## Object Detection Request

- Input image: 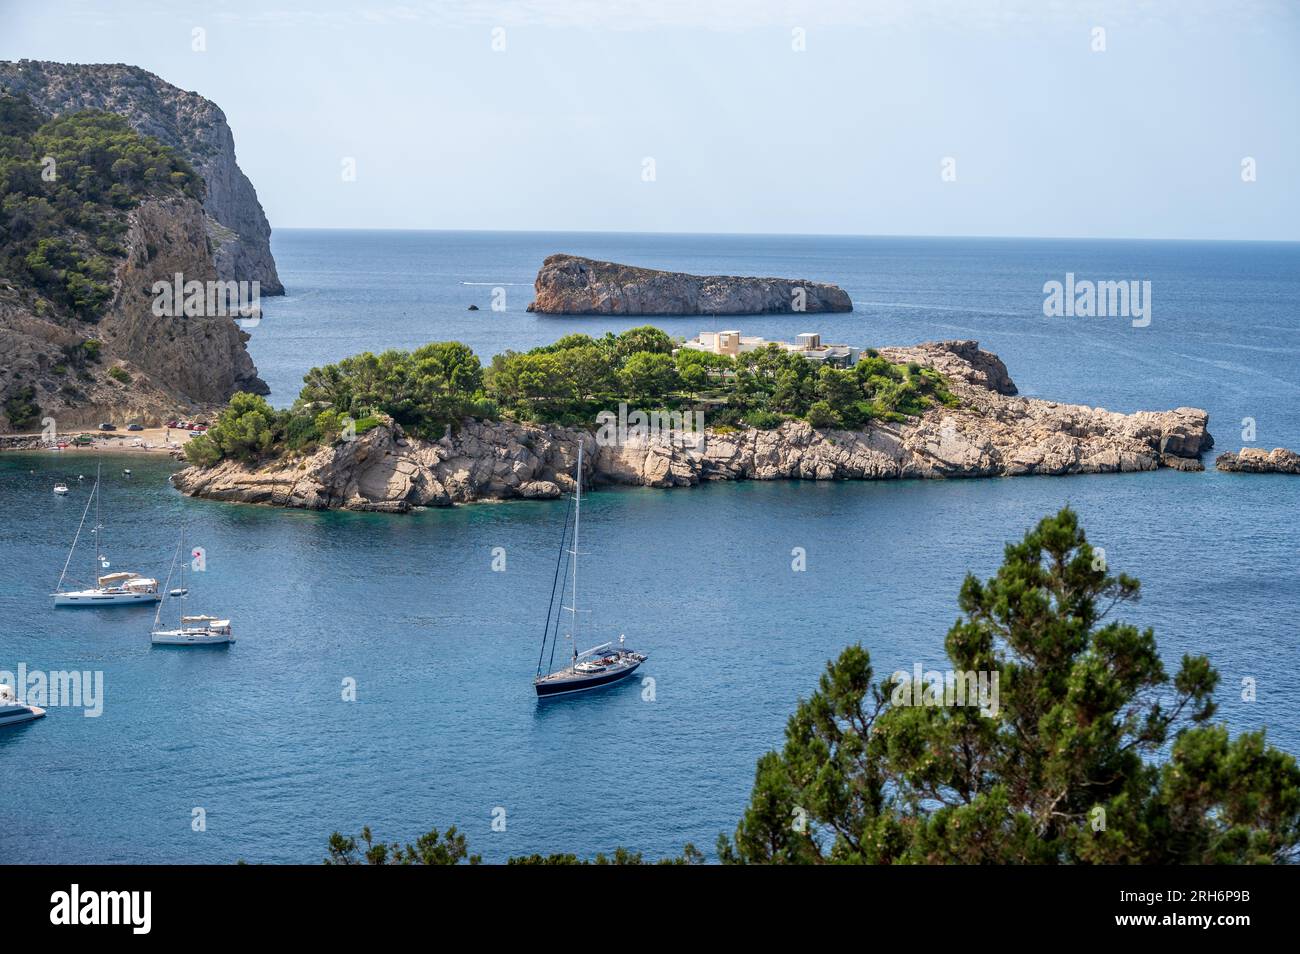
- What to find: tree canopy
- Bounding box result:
[0,93,201,321]
[186,329,960,467]
[718,507,1300,864]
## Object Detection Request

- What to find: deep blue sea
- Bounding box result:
[2,231,1298,864]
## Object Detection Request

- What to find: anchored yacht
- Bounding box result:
[51,464,159,607]
[151,526,234,646]
[534,441,646,698]
[151,615,234,646]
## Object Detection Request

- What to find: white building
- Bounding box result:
[682,330,860,368]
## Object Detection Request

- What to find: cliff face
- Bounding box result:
[0,195,267,429]
[172,341,1214,513]
[101,197,265,403]
[0,60,282,294]
[527,254,853,315]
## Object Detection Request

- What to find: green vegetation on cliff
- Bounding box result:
[187,328,956,467]
[0,92,202,321]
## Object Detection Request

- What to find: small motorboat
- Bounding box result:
[0,684,45,727]
[53,484,69,495]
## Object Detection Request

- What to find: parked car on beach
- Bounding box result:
[98,423,116,431]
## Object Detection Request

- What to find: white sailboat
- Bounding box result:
[151,526,233,646]
[51,463,159,606]
[534,441,646,698]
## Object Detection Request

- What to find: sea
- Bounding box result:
[2,231,1298,863]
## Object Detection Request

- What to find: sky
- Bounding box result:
[1,0,1298,240]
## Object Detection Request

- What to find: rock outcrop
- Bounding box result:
[526,254,852,315]
[1214,447,1300,474]
[1,192,267,430]
[0,61,272,431]
[172,341,1214,513]
[0,60,283,294]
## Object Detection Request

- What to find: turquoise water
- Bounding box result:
[2,232,1298,863]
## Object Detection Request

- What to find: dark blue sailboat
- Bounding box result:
[534,441,646,699]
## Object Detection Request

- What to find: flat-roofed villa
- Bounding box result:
[681,330,861,368]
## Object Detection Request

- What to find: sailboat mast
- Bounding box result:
[55,478,95,594]
[178,524,186,627]
[569,441,582,660]
[92,461,101,581]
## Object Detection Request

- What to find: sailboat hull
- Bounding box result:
[535,659,643,698]
[0,706,46,727]
[53,590,160,606]
[151,630,234,646]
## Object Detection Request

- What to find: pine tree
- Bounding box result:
[720,507,1300,864]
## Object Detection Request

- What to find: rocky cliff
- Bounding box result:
[0,60,282,294]
[0,61,272,432]
[172,341,1214,513]
[526,254,853,315]
[1,195,267,430]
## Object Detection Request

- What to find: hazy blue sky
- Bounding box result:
[2,0,1298,239]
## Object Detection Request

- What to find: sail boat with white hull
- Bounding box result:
[534,441,646,699]
[151,525,233,646]
[52,463,159,606]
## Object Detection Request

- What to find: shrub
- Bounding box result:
[183,434,222,467]
[201,392,282,463]
[0,94,202,321]
[744,410,785,430]
[805,400,842,429]
[3,386,42,431]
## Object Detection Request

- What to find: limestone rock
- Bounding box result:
[526,254,852,315]
[1215,447,1300,474]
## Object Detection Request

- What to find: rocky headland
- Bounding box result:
[171,341,1214,513]
[1215,447,1300,474]
[0,60,282,294]
[526,254,853,315]
[0,61,275,432]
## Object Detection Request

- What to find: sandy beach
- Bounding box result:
[0,426,196,456]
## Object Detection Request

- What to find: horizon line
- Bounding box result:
[269,226,1300,245]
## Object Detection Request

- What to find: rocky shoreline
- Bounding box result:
[171,341,1215,513]
[526,254,852,315]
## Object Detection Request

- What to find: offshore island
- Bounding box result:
[171,330,1213,513]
